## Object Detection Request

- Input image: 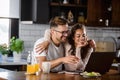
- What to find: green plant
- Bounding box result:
[0,43,10,55]
[10,36,24,54]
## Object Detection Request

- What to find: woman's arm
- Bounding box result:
[76,40,95,71]
[35,29,51,54]
[44,29,51,42]
[75,47,93,71]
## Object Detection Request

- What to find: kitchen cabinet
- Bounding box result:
[87,0,120,27]
[20,0,120,26]
[87,0,112,26]
[20,0,49,24]
[21,0,32,21]
[111,0,120,27]
[20,0,87,24]
[32,0,49,23]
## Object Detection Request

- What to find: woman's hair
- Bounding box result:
[69,23,86,43]
[49,16,68,29]
[68,23,89,58]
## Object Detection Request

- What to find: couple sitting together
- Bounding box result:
[33,16,96,72]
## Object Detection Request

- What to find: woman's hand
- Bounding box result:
[76,36,88,48]
[35,41,50,54]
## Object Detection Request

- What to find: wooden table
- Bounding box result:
[0,69,119,80]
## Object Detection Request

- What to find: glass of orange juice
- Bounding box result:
[35,63,39,72]
[27,64,36,74]
[27,63,40,74]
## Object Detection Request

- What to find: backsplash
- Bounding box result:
[19,23,120,57]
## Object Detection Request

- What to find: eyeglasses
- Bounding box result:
[54,29,69,35]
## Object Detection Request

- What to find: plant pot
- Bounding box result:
[13,52,21,62]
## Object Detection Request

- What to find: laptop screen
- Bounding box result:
[85,52,115,74]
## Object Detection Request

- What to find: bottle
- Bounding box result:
[27,51,32,64]
[26,51,39,74]
[78,12,85,24]
[60,12,66,19]
[105,19,109,26]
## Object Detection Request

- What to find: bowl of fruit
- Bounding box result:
[80,71,101,78]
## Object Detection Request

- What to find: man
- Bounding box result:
[33,17,79,72]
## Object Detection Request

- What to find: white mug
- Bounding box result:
[42,62,51,73]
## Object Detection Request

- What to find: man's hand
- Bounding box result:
[61,55,80,64]
[35,41,49,54]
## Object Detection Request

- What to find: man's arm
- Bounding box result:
[36,55,80,69]
[35,29,51,54]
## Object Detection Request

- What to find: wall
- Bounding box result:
[19,24,49,58]
[19,23,120,58]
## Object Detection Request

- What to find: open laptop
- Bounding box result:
[85,52,116,74]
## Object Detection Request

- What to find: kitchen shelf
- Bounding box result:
[50,2,87,8]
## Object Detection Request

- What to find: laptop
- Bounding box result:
[85,52,115,74]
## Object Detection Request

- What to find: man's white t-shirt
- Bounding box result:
[33,38,64,72]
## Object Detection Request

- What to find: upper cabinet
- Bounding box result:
[0,0,19,18]
[20,0,49,24]
[20,0,87,24]
[32,0,49,23]
[21,0,32,21]
[111,0,120,27]
[87,0,120,27]
[20,0,120,27]
[87,0,105,26]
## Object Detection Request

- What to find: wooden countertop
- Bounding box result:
[0,69,119,80]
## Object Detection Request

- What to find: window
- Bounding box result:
[0,18,9,46]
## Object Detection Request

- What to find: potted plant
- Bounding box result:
[0,43,10,61]
[10,36,24,62]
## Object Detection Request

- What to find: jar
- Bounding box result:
[78,12,85,24]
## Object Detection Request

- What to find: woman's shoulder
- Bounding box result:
[64,42,71,49]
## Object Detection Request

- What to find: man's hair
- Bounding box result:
[49,16,68,29]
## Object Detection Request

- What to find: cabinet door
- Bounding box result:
[33,0,49,24]
[111,0,120,27]
[21,0,32,21]
[87,0,109,26]
[87,0,103,26]
[21,0,49,24]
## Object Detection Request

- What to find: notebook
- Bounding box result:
[85,52,115,74]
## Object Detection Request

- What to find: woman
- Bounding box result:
[64,23,94,71]
[36,23,95,71]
